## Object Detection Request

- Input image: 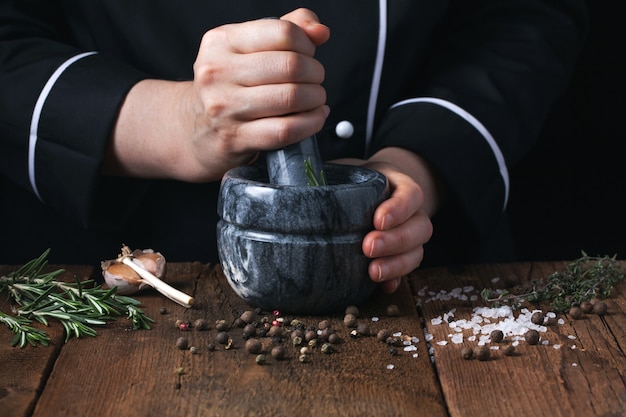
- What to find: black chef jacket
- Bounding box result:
[0,1,587,267]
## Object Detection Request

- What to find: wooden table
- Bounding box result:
[1,261,625,417]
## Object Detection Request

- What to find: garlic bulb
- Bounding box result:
[131,249,166,278]
[101,260,149,295]
[101,245,194,308]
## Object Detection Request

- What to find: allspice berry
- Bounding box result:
[377,329,392,343]
[356,323,371,337]
[490,329,504,343]
[593,301,608,315]
[569,306,583,320]
[503,345,516,356]
[271,345,286,360]
[525,329,540,345]
[343,313,358,328]
[345,305,360,317]
[328,333,341,345]
[461,346,473,360]
[386,304,400,317]
[580,300,593,314]
[245,338,262,354]
[176,337,189,350]
[474,346,490,361]
[240,310,255,324]
[531,311,545,325]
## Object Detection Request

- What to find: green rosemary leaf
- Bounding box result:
[0,249,154,347]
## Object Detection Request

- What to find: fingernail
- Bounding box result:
[369,239,383,257]
[381,214,393,231]
[377,264,389,282]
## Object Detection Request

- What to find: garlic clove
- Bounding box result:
[131,249,167,278]
[102,261,149,295]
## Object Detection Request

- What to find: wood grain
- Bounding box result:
[408,261,626,417]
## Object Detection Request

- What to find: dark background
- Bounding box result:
[508,1,626,261]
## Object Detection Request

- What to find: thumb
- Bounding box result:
[280,8,330,46]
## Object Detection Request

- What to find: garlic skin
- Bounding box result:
[131,249,166,278]
[102,261,149,295]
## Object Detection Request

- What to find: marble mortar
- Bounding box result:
[217,162,388,314]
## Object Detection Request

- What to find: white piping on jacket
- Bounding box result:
[390,97,510,210]
[28,51,98,201]
[365,0,387,155]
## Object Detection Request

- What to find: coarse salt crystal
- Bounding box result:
[558,318,565,325]
[393,332,402,337]
[490,346,500,350]
[568,335,576,340]
[411,337,420,343]
[371,317,379,322]
[451,334,464,344]
[571,345,576,350]
[491,277,500,283]
[404,345,417,352]
[431,317,443,325]
[425,332,434,342]
[572,363,578,367]
[413,353,419,358]
[436,341,448,346]
[553,344,561,349]
[386,364,395,370]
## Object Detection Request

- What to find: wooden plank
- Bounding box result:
[408,261,626,417]
[0,265,92,417]
[29,263,447,417]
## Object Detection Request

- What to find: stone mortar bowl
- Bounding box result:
[217,162,389,314]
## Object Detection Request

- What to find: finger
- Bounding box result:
[233,51,325,86]
[372,169,424,231]
[230,82,327,119]
[368,245,425,284]
[231,104,331,151]
[363,211,432,259]
[379,277,402,294]
[219,18,320,56]
[280,8,331,46]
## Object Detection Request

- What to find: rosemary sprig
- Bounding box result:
[481,252,625,312]
[0,249,154,347]
[304,157,327,186]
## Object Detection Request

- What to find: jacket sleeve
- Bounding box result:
[371,0,587,244]
[0,1,148,227]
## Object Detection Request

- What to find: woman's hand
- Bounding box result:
[106,8,330,182]
[336,148,439,293]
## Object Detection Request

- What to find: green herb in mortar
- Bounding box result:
[304,157,327,186]
[481,252,624,312]
[0,249,153,347]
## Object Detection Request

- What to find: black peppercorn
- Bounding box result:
[176,337,189,350]
[233,317,245,328]
[490,329,504,343]
[593,301,608,315]
[216,331,230,345]
[159,307,168,315]
[305,330,318,341]
[389,347,398,356]
[531,312,545,325]
[525,329,540,345]
[569,306,583,320]
[194,318,209,331]
[207,343,216,352]
[474,346,490,361]
[243,323,256,337]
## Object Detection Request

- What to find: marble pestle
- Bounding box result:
[265,135,324,186]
